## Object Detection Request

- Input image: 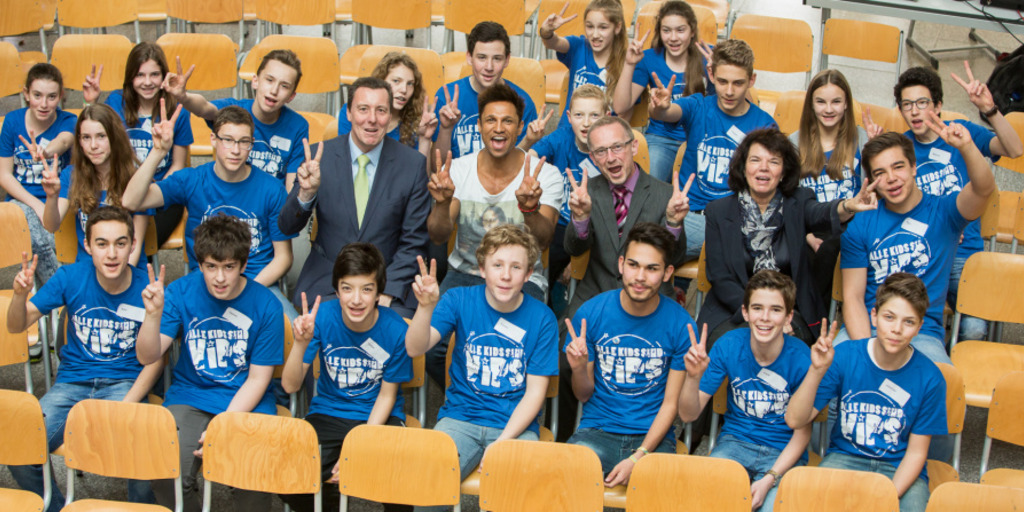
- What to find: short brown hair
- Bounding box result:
[876,272,929,320]
[475,224,540,269]
[257,49,303,91]
[712,39,754,77]
[193,214,251,266]
[332,242,387,293]
[85,205,135,243]
[213,105,255,137]
[743,270,796,314]
[862,132,915,181]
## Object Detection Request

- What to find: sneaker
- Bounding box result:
[29,342,42,363]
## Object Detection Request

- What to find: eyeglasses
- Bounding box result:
[899,98,933,112]
[214,134,254,150]
[591,139,634,159]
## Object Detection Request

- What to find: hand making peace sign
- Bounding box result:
[142,264,166,315]
[564,318,589,371]
[13,251,37,296]
[438,84,462,130]
[297,137,324,202]
[683,323,709,379]
[428,149,456,203]
[565,168,591,221]
[412,255,440,308]
[666,169,694,226]
[291,292,321,346]
[540,1,579,39]
[516,154,547,212]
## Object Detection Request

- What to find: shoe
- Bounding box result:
[29,342,42,363]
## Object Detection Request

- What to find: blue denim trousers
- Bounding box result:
[709,434,802,512]
[8,378,153,512]
[818,452,929,512]
[414,417,539,512]
[683,211,706,262]
[567,427,676,474]
[645,133,685,184]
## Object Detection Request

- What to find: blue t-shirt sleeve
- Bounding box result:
[527,309,559,377]
[58,166,72,199]
[173,108,194,147]
[383,321,414,384]
[159,281,184,339]
[155,166,194,206]
[249,298,285,367]
[430,85,450,143]
[840,217,869,269]
[54,110,77,136]
[632,51,653,86]
[302,322,323,365]
[958,120,998,161]
[0,114,18,157]
[533,133,557,160]
[699,339,728,395]
[674,94,703,129]
[28,266,67,315]
[284,117,309,175]
[911,371,948,436]
[813,359,842,412]
[673,315,695,372]
[337,104,352,135]
[267,184,293,241]
[430,291,459,342]
[557,35,584,66]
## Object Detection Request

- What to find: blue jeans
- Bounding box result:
[683,212,706,262]
[948,256,988,341]
[645,133,684,184]
[414,417,539,512]
[710,434,801,512]
[9,379,153,512]
[818,452,929,512]
[567,427,676,474]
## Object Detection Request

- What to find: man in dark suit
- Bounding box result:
[557,115,691,440]
[279,76,431,317]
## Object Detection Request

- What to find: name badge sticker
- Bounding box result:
[726,125,746,145]
[901,217,929,237]
[580,159,601,178]
[222,307,253,331]
[269,135,292,152]
[879,378,910,408]
[928,147,952,165]
[757,368,789,391]
[494,318,526,343]
[116,304,146,323]
[360,338,390,364]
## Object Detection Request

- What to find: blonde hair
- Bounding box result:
[570,83,611,111]
[585,0,628,103]
[475,224,540,268]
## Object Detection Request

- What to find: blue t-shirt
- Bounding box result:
[337,103,405,146]
[31,261,149,383]
[841,193,968,340]
[57,166,150,267]
[813,338,946,479]
[700,328,810,456]
[631,47,713,141]
[432,76,538,159]
[305,303,413,421]
[156,162,294,278]
[567,290,694,435]
[432,285,559,433]
[105,90,194,182]
[0,108,77,201]
[558,35,607,107]
[673,94,777,210]
[907,120,996,259]
[160,272,284,415]
[791,128,867,203]
[210,98,309,183]
[531,123,601,225]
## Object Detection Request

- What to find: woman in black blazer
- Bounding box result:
[697,128,876,345]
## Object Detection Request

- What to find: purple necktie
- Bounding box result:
[612,185,628,235]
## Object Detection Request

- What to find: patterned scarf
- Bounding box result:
[738,191,784,273]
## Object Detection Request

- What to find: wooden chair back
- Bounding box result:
[166,0,245,23]
[936,363,965,436]
[50,34,134,92]
[0,0,49,38]
[156,32,239,91]
[688,0,729,33]
[955,252,1024,323]
[145,216,159,258]
[730,14,813,75]
[1002,112,1024,174]
[626,453,751,511]
[0,41,24,98]
[774,466,899,511]
[478,439,604,512]
[273,313,294,380]
[772,90,806,135]
[444,0,527,36]
[980,468,1024,488]
[0,202,33,267]
[852,101,906,133]
[358,45,446,102]
[57,0,138,28]
[925,481,1024,511]
[697,244,710,293]
[252,0,334,26]
[352,0,431,30]
[300,111,337,144]
[822,19,902,64]
[0,390,47,466]
[337,424,461,507]
[63,399,180,480]
[633,128,650,172]
[0,296,31,377]
[202,411,321,494]
[239,35,340,95]
[987,372,1024,448]
[54,209,79,265]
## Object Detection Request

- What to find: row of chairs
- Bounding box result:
[3,389,1023,511]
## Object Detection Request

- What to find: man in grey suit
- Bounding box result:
[557,115,691,440]
[279,77,431,317]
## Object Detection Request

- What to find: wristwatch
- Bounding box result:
[766,469,781,487]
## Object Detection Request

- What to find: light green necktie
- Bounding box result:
[354,154,370,227]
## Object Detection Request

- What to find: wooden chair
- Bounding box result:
[478,440,604,512]
[926,481,1024,511]
[165,0,246,49]
[633,128,650,172]
[979,372,1024,476]
[0,202,48,391]
[56,0,141,44]
[852,101,906,133]
[688,0,732,37]
[949,252,1024,408]
[337,424,461,510]
[0,390,51,511]
[155,33,239,92]
[821,19,902,77]
[772,90,806,136]
[979,190,1018,251]
[62,399,181,510]
[300,111,337,144]
[0,41,25,100]
[731,14,813,108]
[0,295,35,394]
[0,0,51,59]
[533,0,586,59]
[626,453,750,511]
[250,0,335,43]
[1014,194,1024,254]
[1001,112,1024,175]
[350,0,431,46]
[54,209,80,265]
[237,35,342,113]
[50,34,135,95]
[773,466,899,511]
[926,363,966,492]
[200,411,322,512]
[980,467,1024,488]
[442,0,527,55]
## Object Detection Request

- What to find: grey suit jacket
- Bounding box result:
[279,134,431,309]
[563,169,685,318]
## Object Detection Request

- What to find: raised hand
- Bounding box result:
[810,318,838,371]
[516,154,545,212]
[411,255,440,307]
[649,73,677,112]
[18,130,45,162]
[523,107,555,147]
[626,30,650,66]
[438,84,462,130]
[666,170,693,226]
[150,98,182,152]
[428,149,456,203]
[292,292,321,346]
[417,96,438,140]
[683,323,709,378]
[13,252,37,295]
[143,264,166,315]
[846,178,879,213]
[696,40,714,78]
[951,60,995,112]
[297,137,323,202]
[861,106,884,139]
[540,1,578,38]
[564,318,589,370]
[566,168,591,221]
[41,155,61,198]
[160,56,195,103]
[923,110,973,150]
[83,64,103,104]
